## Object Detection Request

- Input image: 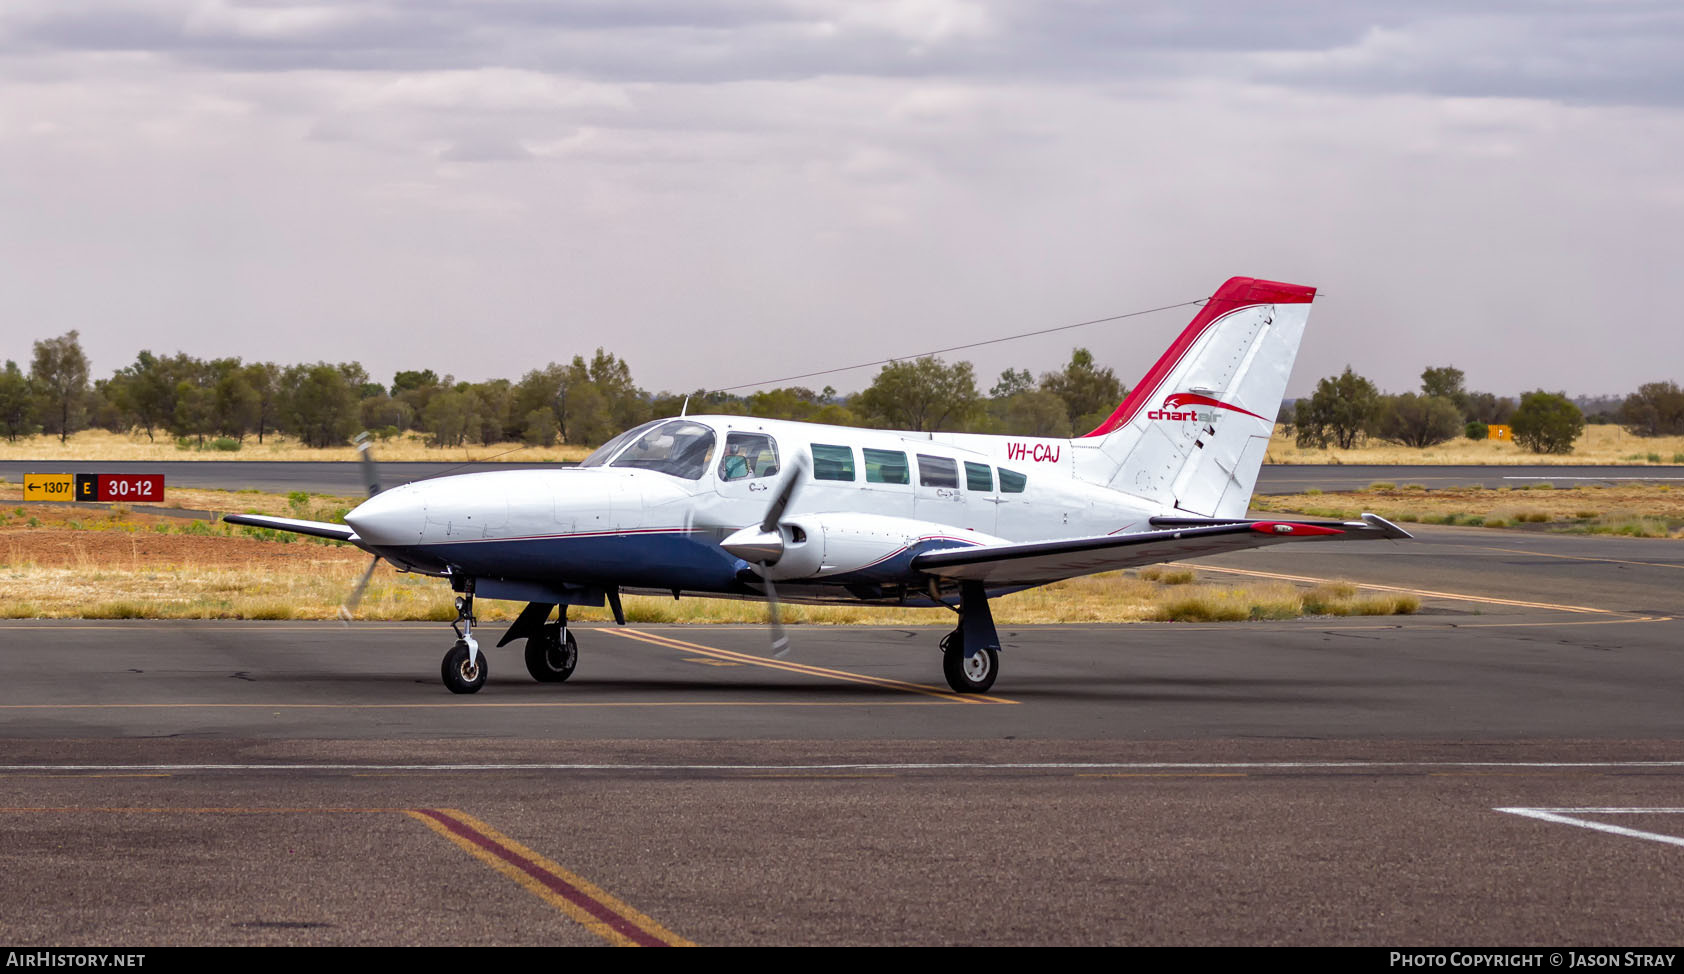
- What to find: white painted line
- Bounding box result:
[4,761,1684,773]
[1496,807,1684,849]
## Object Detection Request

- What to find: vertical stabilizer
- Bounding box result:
[1074,277,1315,518]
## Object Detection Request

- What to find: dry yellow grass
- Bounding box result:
[1267,424,1684,465]
[0,550,1416,623]
[1253,483,1684,538]
[0,429,591,463]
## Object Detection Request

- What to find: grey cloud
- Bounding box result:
[8,2,1684,107]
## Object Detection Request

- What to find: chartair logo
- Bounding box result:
[1148,393,1268,423]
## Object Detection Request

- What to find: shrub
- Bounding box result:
[208,437,241,452]
[1510,390,1584,454]
[1294,367,1380,449]
[1375,393,1462,448]
[1465,420,1489,440]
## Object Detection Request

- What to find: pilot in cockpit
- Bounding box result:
[720,443,750,481]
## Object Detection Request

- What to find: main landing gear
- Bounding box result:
[524,622,578,683]
[939,581,1002,694]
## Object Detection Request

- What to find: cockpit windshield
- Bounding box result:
[609,420,717,480]
[579,420,662,468]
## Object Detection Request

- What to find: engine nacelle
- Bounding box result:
[755,512,1004,581]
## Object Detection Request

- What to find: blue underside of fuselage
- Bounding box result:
[369,530,982,603]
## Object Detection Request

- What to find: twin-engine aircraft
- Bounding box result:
[227,276,1409,695]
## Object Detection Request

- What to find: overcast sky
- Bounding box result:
[2,1,1680,400]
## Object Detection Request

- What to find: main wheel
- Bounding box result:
[442,640,487,694]
[942,643,998,694]
[525,625,578,683]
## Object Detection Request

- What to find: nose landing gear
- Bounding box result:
[441,593,486,694]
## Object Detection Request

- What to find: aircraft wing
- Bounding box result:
[911,514,1411,587]
[223,513,357,543]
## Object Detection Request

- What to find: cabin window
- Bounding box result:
[719,432,780,482]
[917,455,959,488]
[862,448,910,485]
[999,468,1027,493]
[811,443,856,481]
[964,461,994,492]
[610,420,716,480]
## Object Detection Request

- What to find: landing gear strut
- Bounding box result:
[441,592,486,694]
[525,618,578,683]
[940,581,1001,694]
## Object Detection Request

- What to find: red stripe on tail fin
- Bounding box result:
[1080,277,1316,438]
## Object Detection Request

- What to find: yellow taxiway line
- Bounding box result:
[610,627,1017,705]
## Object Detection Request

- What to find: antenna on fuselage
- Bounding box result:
[681,395,690,417]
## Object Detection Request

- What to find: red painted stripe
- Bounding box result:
[1080,276,1315,439]
[415,809,670,947]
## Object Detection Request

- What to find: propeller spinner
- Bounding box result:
[721,451,809,658]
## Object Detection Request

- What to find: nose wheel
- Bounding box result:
[441,593,486,694]
[442,639,487,693]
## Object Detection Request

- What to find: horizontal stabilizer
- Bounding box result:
[223,513,357,543]
[910,514,1409,587]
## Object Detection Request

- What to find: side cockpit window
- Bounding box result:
[719,432,781,482]
[610,420,717,480]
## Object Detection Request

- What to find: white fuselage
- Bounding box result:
[344,414,1161,606]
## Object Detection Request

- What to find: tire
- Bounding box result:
[942,643,998,694]
[442,640,487,694]
[525,626,578,683]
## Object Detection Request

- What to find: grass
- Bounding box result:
[1253,484,1684,539]
[0,543,1420,623]
[0,487,1427,623]
[1268,424,1684,465]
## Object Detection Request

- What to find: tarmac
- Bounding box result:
[3,522,1683,944]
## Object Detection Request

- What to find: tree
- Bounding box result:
[557,350,648,446]
[1420,365,1466,402]
[244,362,281,443]
[30,331,90,443]
[854,356,981,431]
[281,363,360,447]
[1293,367,1380,449]
[989,368,1034,398]
[986,389,1070,437]
[1618,381,1684,437]
[1375,393,1463,448]
[1510,390,1584,454]
[113,351,178,442]
[212,363,261,442]
[0,361,35,442]
[1039,348,1123,434]
[422,385,479,447]
[1462,391,1515,425]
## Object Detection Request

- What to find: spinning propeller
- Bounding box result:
[720,452,810,658]
[338,432,383,622]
